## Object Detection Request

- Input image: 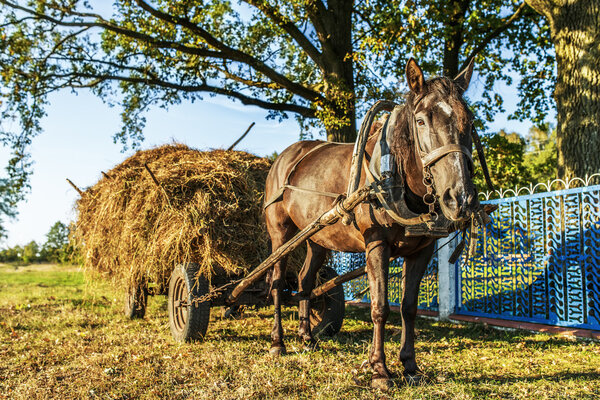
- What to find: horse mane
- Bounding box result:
[388,77,472,162]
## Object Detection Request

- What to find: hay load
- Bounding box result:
[74,143,276,291]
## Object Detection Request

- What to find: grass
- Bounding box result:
[1,263,599,399]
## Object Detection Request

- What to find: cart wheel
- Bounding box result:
[310,266,345,337]
[168,263,211,342]
[124,283,148,319]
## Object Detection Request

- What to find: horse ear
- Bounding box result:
[406,58,424,95]
[454,58,475,93]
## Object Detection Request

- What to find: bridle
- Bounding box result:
[406,93,474,222]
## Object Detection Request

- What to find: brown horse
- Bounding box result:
[264,58,478,389]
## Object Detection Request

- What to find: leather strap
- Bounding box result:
[471,128,496,192]
[283,141,332,187]
[263,141,338,209]
[421,144,473,168]
[282,184,339,198]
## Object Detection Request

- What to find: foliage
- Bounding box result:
[473,123,558,193]
[40,221,72,264]
[356,0,555,131]
[20,240,39,264]
[473,129,531,191]
[525,0,600,178]
[0,243,21,262]
[266,150,279,162]
[0,220,74,264]
[0,151,31,241]
[524,123,557,183]
[1,263,600,399]
[0,0,555,231]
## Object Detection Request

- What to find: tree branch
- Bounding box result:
[134,0,324,102]
[460,2,528,71]
[0,0,227,59]
[1,0,324,103]
[305,0,334,55]
[42,71,316,117]
[242,0,323,68]
[214,64,281,89]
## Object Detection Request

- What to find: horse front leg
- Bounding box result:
[399,242,435,385]
[297,240,327,349]
[365,237,392,390]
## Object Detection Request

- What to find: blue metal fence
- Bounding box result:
[329,244,439,311]
[329,179,600,331]
[458,182,600,330]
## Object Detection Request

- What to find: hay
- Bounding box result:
[74,143,284,291]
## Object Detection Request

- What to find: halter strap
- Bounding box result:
[420,144,473,168]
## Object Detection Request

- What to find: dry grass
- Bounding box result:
[73,144,278,292]
[2,263,599,399]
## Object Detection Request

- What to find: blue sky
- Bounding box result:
[1,68,546,248]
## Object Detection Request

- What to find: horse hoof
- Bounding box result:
[269,346,287,356]
[403,373,426,386]
[371,377,393,391]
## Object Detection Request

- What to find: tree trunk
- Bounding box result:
[527,0,600,179]
[443,0,471,78]
[327,118,357,143]
[311,0,357,143]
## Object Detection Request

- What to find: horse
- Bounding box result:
[263,58,479,389]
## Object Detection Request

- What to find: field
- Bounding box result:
[1,263,599,399]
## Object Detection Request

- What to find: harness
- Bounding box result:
[264,98,496,241]
[262,142,341,210]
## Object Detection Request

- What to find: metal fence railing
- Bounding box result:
[458,177,600,330]
[331,175,600,331]
[329,243,439,311]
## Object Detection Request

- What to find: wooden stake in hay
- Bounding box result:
[74,144,277,291]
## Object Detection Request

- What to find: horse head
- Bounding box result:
[389,58,479,223]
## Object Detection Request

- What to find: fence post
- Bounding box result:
[437,235,458,320]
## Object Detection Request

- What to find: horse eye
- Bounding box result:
[417,119,425,126]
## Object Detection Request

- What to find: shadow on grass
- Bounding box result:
[443,370,600,385]
[331,306,584,350]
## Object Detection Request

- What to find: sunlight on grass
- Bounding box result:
[1,263,599,399]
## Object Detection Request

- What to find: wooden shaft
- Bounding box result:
[227,183,375,304]
[66,178,84,196]
[101,171,111,179]
[144,163,160,187]
[310,266,366,299]
[227,122,255,151]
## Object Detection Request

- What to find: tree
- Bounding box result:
[0,0,554,224]
[473,130,531,191]
[525,0,600,178]
[21,240,39,264]
[355,0,555,129]
[0,244,21,262]
[524,123,557,183]
[0,151,30,240]
[41,221,71,263]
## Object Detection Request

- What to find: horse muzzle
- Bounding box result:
[440,187,478,222]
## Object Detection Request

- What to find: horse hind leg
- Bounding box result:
[269,254,288,356]
[265,209,297,356]
[297,240,327,349]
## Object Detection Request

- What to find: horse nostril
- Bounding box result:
[442,189,458,210]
